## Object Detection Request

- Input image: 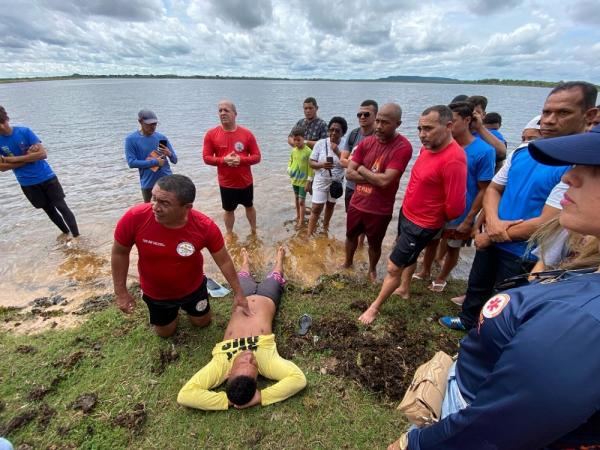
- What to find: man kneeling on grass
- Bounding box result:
[177,247,307,410]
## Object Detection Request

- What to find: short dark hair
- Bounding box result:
[483,112,502,126]
[451,94,469,103]
[291,126,305,137]
[549,81,598,111]
[467,95,488,111]
[360,99,378,112]
[449,101,474,119]
[156,174,196,205]
[226,375,256,406]
[0,106,8,123]
[422,105,453,124]
[303,97,318,107]
[328,116,348,135]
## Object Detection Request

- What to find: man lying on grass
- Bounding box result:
[177,247,307,410]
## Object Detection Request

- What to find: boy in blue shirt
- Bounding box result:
[0,106,79,237]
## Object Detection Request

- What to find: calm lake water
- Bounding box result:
[0,79,551,306]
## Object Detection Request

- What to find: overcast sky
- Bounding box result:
[0,0,598,83]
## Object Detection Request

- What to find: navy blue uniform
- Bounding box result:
[409,272,600,449]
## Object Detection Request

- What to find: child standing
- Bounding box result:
[287,126,313,228]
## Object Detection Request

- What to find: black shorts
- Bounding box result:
[141,188,153,203]
[344,186,355,212]
[389,210,441,268]
[141,278,210,326]
[21,176,65,209]
[220,185,253,211]
[237,271,284,308]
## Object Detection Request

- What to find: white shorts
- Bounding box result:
[311,187,337,205]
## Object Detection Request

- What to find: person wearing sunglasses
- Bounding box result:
[307,116,348,235]
[389,125,600,450]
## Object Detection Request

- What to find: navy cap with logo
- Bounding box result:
[138,109,158,125]
[529,124,600,166]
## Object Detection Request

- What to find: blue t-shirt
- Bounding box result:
[449,138,495,226]
[495,147,568,258]
[0,126,55,186]
[124,131,177,189]
[409,272,600,449]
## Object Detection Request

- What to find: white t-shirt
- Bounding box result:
[310,138,345,191]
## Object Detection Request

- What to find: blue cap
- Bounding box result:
[529,124,600,166]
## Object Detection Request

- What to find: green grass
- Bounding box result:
[0,276,466,450]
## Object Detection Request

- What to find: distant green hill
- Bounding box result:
[377,75,461,83]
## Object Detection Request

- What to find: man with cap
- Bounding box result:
[439,81,598,331]
[389,125,600,450]
[125,109,178,203]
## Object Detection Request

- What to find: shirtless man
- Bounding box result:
[177,247,307,410]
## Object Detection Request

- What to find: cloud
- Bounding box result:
[211,0,273,29]
[570,0,600,25]
[42,0,163,21]
[0,0,597,84]
[467,0,524,15]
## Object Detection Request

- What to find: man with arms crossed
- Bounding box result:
[343,103,413,282]
[0,105,79,237]
[111,174,250,338]
[340,99,378,211]
[203,100,261,234]
[125,109,177,203]
[359,105,466,325]
[440,81,598,330]
[178,247,307,410]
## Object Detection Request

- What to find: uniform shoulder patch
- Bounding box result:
[482,293,511,319]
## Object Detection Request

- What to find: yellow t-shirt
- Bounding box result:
[177,334,306,410]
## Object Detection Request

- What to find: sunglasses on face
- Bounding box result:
[356,112,371,118]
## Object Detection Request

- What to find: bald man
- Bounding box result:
[343,103,413,282]
[202,100,261,234]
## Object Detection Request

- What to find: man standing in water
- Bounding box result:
[125,109,178,203]
[203,100,261,234]
[358,105,466,325]
[0,106,79,238]
[343,103,413,282]
[111,174,251,338]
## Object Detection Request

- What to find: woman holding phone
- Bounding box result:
[307,116,347,235]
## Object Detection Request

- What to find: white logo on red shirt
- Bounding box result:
[176,241,195,257]
[482,293,511,319]
[234,141,244,152]
[142,238,165,247]
[195,299,208,312]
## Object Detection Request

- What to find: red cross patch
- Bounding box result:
[482,294,511,319]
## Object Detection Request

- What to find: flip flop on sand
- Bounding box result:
[298,314,313,336]
[428,280,447,292]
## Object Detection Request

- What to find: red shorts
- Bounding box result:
[346,206,392,248]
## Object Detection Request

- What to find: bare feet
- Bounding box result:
[369,270,377,283]
[240,248,250,273]
[274,246,285,274]
[358,306,379,325]
[393,286,410,300]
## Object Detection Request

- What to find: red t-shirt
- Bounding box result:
[402,140,467,229]
[202,125,261,188]
[114,203,225,300]
[349,133,413,215]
